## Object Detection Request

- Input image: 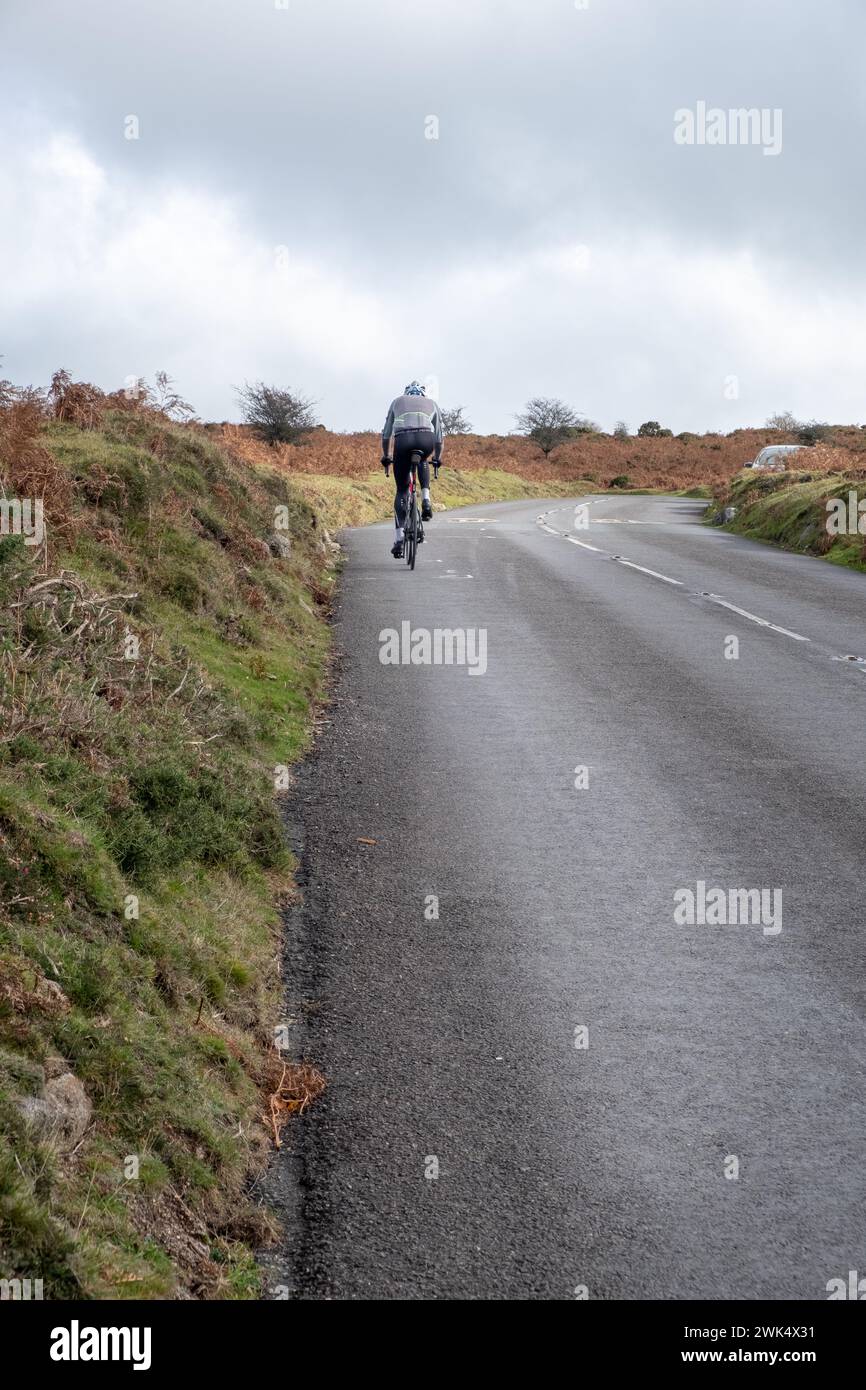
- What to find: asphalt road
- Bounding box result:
[261,493,866,1301]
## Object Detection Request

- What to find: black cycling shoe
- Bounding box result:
[391,540,404,559]
[421,499,433,521]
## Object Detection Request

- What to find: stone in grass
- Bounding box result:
[34,977,70,1013]
[17,1067,92,1151]
[266,532,292,558]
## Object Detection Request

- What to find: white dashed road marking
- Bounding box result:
[536,506,812,646]
[703,595,810,642]
[566,537,605,553]
[611,557,683,586]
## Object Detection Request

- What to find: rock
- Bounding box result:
[17,1071,92,1150]
[266,532,292,558]
[34,978,70,1013]
[723,506,737,522]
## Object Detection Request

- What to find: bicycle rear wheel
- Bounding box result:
[406,497,418,569]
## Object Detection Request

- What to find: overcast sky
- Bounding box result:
[1,0,864,433]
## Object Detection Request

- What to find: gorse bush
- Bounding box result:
[637,420,673,438]
[109,758,287,880]
[796,420,831,446]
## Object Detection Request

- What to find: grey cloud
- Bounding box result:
[1,0,865,429]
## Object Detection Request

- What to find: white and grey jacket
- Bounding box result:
[382,394,444,458]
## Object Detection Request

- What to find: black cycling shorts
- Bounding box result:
[392,429,436,526]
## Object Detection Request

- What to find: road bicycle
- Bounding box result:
[385,454,440,571]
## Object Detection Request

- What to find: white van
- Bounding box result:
[745,444,806,470]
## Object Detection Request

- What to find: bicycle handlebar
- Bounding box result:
[380,458,441,478]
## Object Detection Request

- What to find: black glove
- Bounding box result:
[433,460,441,479]
[381,455,390,476]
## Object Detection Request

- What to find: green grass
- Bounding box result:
[0,411,332,1297]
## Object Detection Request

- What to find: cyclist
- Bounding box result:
[381,381,443,559]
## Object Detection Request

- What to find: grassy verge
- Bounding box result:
[0,409,333,1298]
[287,467,594,532]
[707,459,866,571]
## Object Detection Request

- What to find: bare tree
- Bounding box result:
[765,410,800,432]
[235,381,319,446]
[515,397,585,456]
[613,420,630,440]
[441,406,472,436]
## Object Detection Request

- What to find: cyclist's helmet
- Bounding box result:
[404,381,426,396]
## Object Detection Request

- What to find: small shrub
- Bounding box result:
[797,421,830,446]
[235,382,318,447]
[159,567,205,612]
